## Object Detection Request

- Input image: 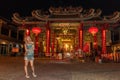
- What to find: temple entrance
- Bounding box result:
[51,22,79,58]
[55,35,75,58]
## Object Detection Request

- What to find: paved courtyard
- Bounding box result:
[0,56,120,80]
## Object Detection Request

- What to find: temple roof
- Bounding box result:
[12,6,120,25]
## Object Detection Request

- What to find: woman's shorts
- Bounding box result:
[24,55,34,61]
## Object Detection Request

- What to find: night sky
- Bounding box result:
[0,0,120,20]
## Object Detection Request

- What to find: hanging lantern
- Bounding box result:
[32,27,41,35]
[88,26,98,36]
[26,29,30,36]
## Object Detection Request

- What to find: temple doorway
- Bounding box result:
[55,35,75,58]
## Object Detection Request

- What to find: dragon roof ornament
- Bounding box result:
[12,13,46,24]
[103,11,120,21]
[49,6,83,15]
[32,7,102,21]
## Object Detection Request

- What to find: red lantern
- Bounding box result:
[32,27,41,35]
[88,26,98,36]
[26,29,30,36]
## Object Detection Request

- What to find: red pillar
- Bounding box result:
[79,23,83,50]
[34,34,39,57]
[46,22,50,56]
[93,34,98,49]
[102,28,106,54]
[51,34,55,56]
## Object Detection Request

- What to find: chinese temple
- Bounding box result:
[12,6,120,59]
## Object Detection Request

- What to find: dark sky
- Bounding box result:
[0,0,120,20]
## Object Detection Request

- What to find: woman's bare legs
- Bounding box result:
[24,60,30,78]
[30,60,37,77]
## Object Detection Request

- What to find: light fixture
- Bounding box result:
[59,23,70,35]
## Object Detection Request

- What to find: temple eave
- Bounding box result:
[12,17,118,24]
[12,18,46,25]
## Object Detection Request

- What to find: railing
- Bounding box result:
[101,53,120,62]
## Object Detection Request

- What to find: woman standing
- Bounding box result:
[24,36,37,78]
